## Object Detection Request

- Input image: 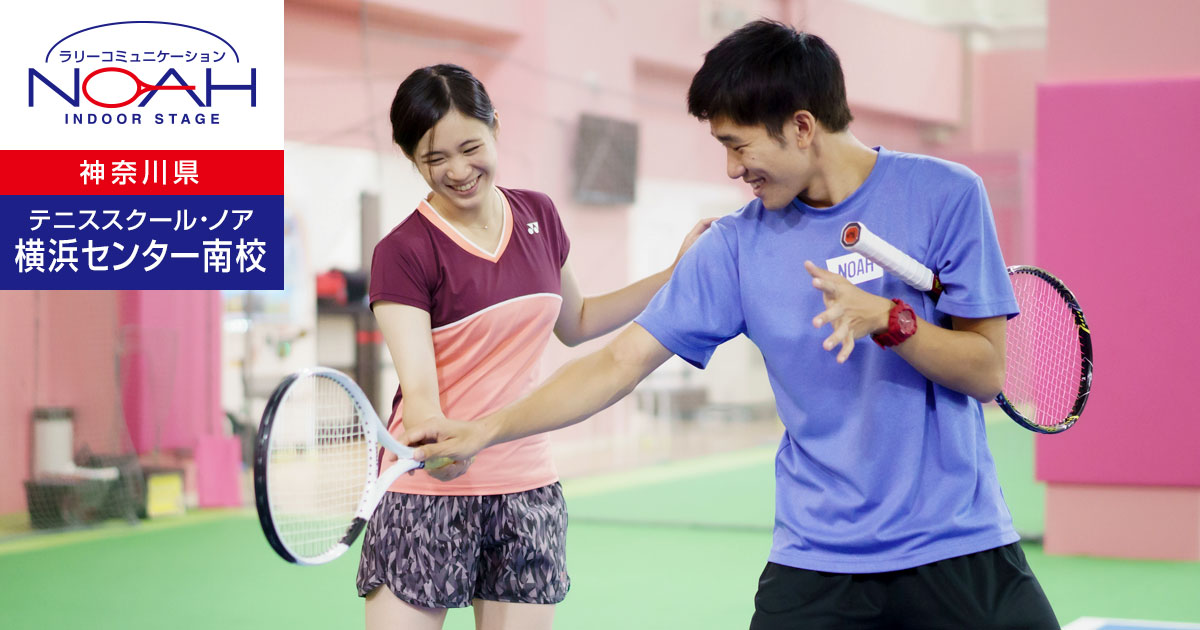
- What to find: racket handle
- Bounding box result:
[840,222,938,294]
[425,456,455,470]
[340,517,367,546]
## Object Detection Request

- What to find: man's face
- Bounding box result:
[709,116,809,210]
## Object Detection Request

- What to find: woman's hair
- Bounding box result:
[389,64,497,158]
[687,20,853,139]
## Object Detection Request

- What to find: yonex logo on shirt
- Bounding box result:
[527,222,540,234]
[825,252,883,285]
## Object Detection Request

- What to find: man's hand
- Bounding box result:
[804,260,894,363]
[381,444,474,481]
[380,415,477,482]
[401,417,494,465]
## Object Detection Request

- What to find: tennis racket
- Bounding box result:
[840,221,1093,434]
[253,367,449,565]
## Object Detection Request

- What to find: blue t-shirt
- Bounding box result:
[635,148,1020,573]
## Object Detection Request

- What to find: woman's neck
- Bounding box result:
[430,187,502,231]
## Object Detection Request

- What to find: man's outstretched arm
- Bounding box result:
[404,323,674,462]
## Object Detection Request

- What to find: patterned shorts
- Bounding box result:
[356,483,569,608]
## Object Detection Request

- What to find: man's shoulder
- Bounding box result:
[703,200,762,248]
[883,149,981,191]
[716,198,762,228]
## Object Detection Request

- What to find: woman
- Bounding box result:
[357,63,712,630]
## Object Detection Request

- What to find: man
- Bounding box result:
[404,19,1058,629]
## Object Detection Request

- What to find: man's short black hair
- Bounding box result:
[687,20,853,139]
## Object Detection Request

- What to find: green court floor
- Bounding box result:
[1,422,1196,629]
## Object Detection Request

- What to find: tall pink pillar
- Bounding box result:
[118,290,240,507]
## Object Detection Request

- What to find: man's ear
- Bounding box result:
[791,110,816,149]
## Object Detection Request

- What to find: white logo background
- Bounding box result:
[0,0,282,150]
[825,252,884,285]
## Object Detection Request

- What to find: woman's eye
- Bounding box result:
[464,145,481,154]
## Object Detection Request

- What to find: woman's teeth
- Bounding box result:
[450,177,478,192]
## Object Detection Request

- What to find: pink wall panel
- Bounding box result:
[195,435,243,507]
[1034,79,1200,486]
[284,5,373,150]
[1048,0,1200,82]
[633,62,737,186]
[0,292,39,514]
[972,49,1046,153]
[1045,484,1200,560]
[41,292,122,455]
[805,0,963,125]
[365,0,525,40]
[0,291,120,514]
[285,2,522,156]
[626,0,734,72]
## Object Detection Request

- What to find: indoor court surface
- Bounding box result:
[2,418,1198,630]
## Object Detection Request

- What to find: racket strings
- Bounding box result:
[1004,274,1084,428]
[266,375,371,561]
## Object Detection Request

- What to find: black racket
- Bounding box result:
[840,221,1093,433]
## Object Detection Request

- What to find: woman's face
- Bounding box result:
[412,108,499,214]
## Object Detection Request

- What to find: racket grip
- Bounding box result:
[840,222,936,293]
[341,517,367,546]
[425,456,455,470]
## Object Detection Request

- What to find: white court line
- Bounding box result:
[1064,617,1200,630]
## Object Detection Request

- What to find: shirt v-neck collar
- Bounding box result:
[417,188,513,263]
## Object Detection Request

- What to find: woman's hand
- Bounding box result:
[670,217,718,270]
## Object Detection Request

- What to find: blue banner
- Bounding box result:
[2,194,283,289]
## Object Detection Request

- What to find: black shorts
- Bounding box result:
[356,483,569,608]
[750,542,1058,630]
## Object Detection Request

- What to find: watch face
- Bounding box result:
[897,309,917,334]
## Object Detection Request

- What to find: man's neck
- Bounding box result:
[798,132,878,208]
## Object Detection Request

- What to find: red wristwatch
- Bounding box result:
[872,299,917,348]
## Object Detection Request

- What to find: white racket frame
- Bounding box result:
[259,367,422,566]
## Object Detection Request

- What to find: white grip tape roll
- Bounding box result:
[840,222,935,292]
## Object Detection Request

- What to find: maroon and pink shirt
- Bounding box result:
[369,186,569,495]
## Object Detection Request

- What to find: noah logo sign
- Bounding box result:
[825,252,882,285]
